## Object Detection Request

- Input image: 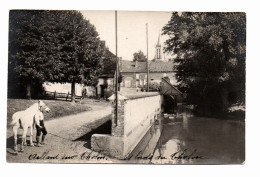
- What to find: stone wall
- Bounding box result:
[123,95,162,155]
[91,92,163,159]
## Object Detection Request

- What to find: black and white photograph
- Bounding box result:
[5,9,247,165]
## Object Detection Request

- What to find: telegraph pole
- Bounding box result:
[115,11,118,126]
[146,23,149,92]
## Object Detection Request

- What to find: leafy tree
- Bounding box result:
[101,47,116,75]
[100,48,123,91]
[133,50,147,62]
[49,11,104,102]
[162,12,246,116]
[9,10,105,101]
[9,10,49,98]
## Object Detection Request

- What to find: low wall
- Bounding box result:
[91,92,163,159]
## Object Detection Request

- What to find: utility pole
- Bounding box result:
[146,23,149,92]
[115,10,118,126]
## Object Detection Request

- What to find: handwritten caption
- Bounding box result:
[28,151,108,161]
[28,149,206,161]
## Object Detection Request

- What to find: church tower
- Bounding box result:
[154,34,162,60]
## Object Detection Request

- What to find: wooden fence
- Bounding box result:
[43,91,83,102]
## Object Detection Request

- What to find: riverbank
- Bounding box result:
[191,109,245,122]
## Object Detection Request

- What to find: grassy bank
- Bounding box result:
[7,99,92,126]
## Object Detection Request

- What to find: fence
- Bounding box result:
[43,91,83,102]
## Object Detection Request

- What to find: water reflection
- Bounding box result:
[128,118,162,163]
[130,112,245,164]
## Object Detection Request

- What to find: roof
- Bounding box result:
[161,77,182,95]
[156,33,161,47]
[149,61,174,72]
[120,60,175,73]
[120,60,147,73]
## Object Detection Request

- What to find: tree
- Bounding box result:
[162,12,246,116]
[9,10,105,101]
[101,47,116,75]
[100,48,123,91]
[49,11,104,102]
[133,50,147,62]
[9,10,50,99]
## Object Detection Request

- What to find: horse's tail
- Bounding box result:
[10,112,21,126]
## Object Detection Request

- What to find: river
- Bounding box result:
[129,112,245,164]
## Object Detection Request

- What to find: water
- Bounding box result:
[129,112,245,164]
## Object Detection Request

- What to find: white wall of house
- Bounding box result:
[43,77,114,98]
[43,82,84,96]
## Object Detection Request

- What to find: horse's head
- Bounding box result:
[38,100,50,113]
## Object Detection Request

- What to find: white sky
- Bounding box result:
[80,10,172,61]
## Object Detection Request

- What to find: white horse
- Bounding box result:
[10,100,50,153]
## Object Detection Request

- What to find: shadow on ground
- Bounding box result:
[6,134,37,156]
[74,120,111,149]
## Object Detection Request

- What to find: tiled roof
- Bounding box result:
[120,60,147,72]
[149,61,174,72]
[120,60,174,73]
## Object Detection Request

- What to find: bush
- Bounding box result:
[141,82,160,91]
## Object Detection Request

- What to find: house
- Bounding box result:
[119,60,177,88]
[43,74,115,99]
[119,34,177,88]
[96,74,115,98]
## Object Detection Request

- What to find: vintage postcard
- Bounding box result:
[6,10,245,164]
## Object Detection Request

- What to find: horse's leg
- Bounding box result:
[29,126,34,146]
[20,127,28,152]
[23,135,27,146]
[12,124,19,153]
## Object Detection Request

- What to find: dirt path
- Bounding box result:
[45,104,111,140]
[6,101,123,163]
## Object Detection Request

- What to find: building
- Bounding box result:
[120,34,177,88]
[96,74,115,98]
[119,60,176,88]
[43,74,115,99]
[154,34,163,60]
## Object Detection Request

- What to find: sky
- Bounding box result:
[80,10,172,61]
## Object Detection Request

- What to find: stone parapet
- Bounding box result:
[91,93,163,159]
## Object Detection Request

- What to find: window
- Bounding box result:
[136,81,139,87]
[136,74,139,79]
